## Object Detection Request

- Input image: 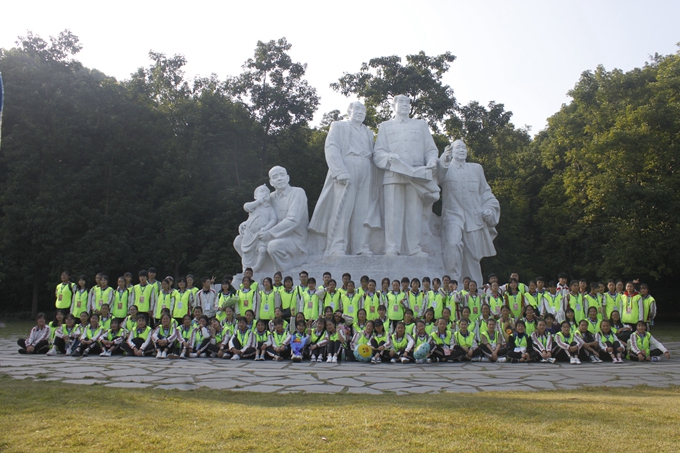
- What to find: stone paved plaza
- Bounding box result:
[2,338,679,394]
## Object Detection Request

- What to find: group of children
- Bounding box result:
[17,269,669,365]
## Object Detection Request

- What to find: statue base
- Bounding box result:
[242,252,447,285]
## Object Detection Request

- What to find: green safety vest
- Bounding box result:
[641,295,655,322]
[112,289,129,319]
[93,287,113,312]
[236,289,256,314]
[480,329,499,346]
[487,294,504,315]
[233,329,250,347]
[523,318,537,336]
[632,332,651,356]
[543,293,561,313]
[505,292,523,319]
[311,329,326,344]
[391,334,409,351]
[253,329,269,344]
[555,331,572,347]
[279,289,296,311]
[155,291,175,319]
[302,290,320,321]
[356,333,371,346]
[174,290,191,319]
[604,292,620,319]
[271,331,288,347]
[123,316,137,333]
[432,330,453,346]
[342,293,361,317]
[133,284,154,313]
[512,334,528,349]
[322,291,342,311]
[584,294,603,320]
[72,289,88,315]
[466,294,482,323]
[387,292,405,321]
[453,330,474,348]
[427,290,445,319]
[99,317,111,332]
[132,326,152,341]
[524,292,540,310]
[586,318,601,334]
[258,290,277,320]
[56,282,74,310]
[621,293,641,324]
[408,291,424,317]
[83,325,102,341]
[567,293,585,323]
[362,293,381,321]
[373,332,388,345]
[414,334,430,349]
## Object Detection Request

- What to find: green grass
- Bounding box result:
[1,376,679,453]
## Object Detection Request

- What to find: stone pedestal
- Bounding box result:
[242,252,447,284]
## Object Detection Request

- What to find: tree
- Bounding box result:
[226,38,319,173]
[330,51,457,131]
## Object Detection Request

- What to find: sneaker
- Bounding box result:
[471,357,482,362]
[326,356,333,363]
[652,356,660,362]
[82,349,89,357]
[595,356,603,363]
[99,350,107,357]
[415,358,423,364]
[66,347,73,356]
[540,358,547,363]
[426,358,432,364]
[617,357,624,363]
[390,358,397,363]
[274,355,283,362]
[46,347,57,356]
[156,350,162,359]
[480,357,490,362]
[375,357,382,364]
[331,355,338,363]
[254,354,260,361]
[570,357,576,364]
[210,352,218,358]
[231,354,240,360]
[106,350,112,357]
[179,352,186,359]
[400,357,409,364]
[310,354,316,362]
[189,353,198,358]
[574,358,582,365]
[547,358,557,364]
[199,353,207,358]
[162,351,169,358]
[497,357,507,363]
[589,355,598,363]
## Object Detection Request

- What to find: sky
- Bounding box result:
[2,1,679,135]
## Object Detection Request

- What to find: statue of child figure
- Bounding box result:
[238,184,278,272]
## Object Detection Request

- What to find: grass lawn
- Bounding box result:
[1,375,679,453]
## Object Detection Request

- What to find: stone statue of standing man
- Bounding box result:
[309,101,380,255]
[438,139,500,285]
[373,95,440,256]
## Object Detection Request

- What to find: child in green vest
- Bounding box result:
[628,321,670,362]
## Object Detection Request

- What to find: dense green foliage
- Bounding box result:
[1,31,678,317]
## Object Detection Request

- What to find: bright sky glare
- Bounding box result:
[2,1,679,135]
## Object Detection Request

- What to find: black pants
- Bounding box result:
[53,336,75,353]
[629,348,663,361]
[230,337,255,358]
[17,339,49,354]
[102,342,124,355]
[449,345,483,361]
[326,340,342,357]
[265,346,290,359]
[121,338,155,356]
[76,342,101,355]
[309,344,327,359]
[390,349,413,362]
[553,347,577,362]
[479,343,508,358]
[155,340,173,353]
[370,339,390,360]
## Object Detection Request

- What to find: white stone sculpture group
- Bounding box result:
[234,95,499,284]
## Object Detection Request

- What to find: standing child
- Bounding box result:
[541,281,565,322]
[112,277,132,323]
[71,276,89,318]
[55,271,75,313]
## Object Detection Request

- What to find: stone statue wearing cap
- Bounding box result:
[373,95,440,257]
[438,139,500,285]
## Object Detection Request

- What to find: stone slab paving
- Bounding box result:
[2,338,680,394]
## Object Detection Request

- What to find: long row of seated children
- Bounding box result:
[19,299,670,364]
